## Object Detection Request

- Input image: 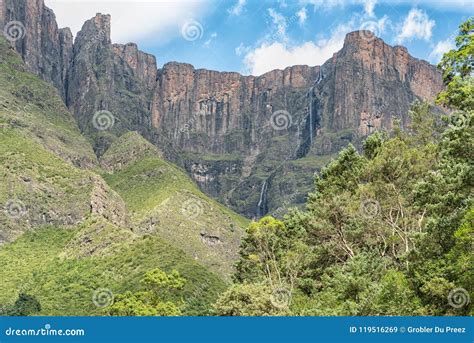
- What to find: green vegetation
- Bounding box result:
[0,129,93,241]
[0,37,97,167]
[101,132,248,277]
[223,100,472,315]
[0,19,471,317]
[0,35,245,316]
[0,226,227,315]
[110,268,185,316]
[437,17,473,111]
[217,19,473,316]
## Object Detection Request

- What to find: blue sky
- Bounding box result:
[46,0,473,75]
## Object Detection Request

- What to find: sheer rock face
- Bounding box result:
[113,43,157,89]
[1,0,72,100]
[317,31,444,135]
[152,63,319,154]
[2,3,445,218]
[66,13,157,155]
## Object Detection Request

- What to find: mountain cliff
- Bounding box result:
[1,0,444,218]
[0,34,247,314]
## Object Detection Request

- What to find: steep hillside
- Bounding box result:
[0,36,103,242]
[0,35,247,315]
[0,223,227,315]
[101,131,248,277]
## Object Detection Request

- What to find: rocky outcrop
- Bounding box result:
[152,63,319,154]
[1,0,72,100]
[89,175,128,227]
[316,31,444,134]
[66,13,156,155]
[113,43,157,89]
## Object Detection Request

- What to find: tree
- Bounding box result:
[437,17,473,111]
[109,268,185,316]
[371,270,424,315]
[227,18,472,316]
[8,293,42,316]
[235,216,309,309]
[214,283,286,316]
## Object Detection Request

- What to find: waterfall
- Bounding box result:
[309,68,323,145]
[316,67,323,84]
[257,179,268,218]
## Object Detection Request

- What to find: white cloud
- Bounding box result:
[302,0,377,15]
[363,0,377,17]
[243,23,351,75]
[228,0,246,16]
[429,39,455,63]
[203,32,217,48]
[296,7,308,26]
[235,42,250,56]
[384,0,473,11]
[45,0,209,44]
[268,8,288,39]
[395,8,435,43]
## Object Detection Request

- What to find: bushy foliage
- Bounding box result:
[219,18,473,316]
[214,283,286,316]
[3,293,42,316]
[109,269,185,316]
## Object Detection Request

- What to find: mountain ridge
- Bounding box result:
[1,0,444,218]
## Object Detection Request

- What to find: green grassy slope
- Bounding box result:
[0,37,97,168]
[0,224,226,315]
[0,129,94,241]
[0,37,247,315]
[101,132,249,278]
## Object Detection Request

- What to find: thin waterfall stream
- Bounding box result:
[257,179,268,218]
